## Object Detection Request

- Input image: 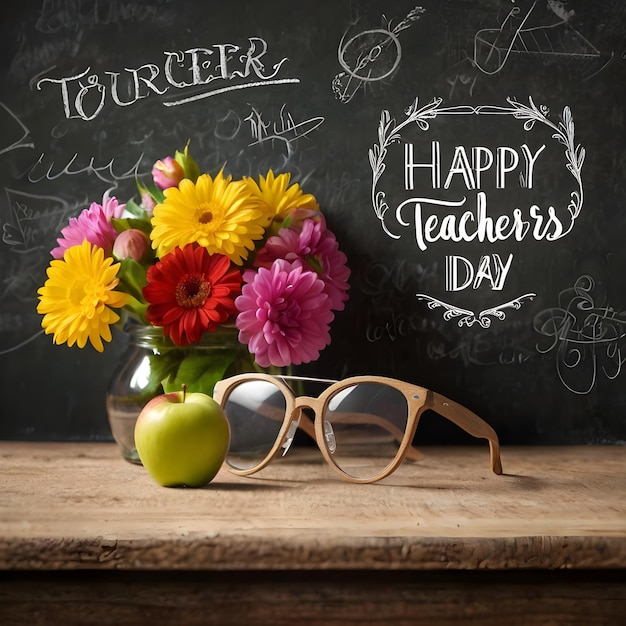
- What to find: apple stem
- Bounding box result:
[182,383,187,402]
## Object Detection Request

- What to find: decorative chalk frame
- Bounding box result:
[368,96,585,327]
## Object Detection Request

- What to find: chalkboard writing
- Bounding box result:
[1,0,625,445]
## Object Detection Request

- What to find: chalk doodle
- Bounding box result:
[0,189,77,301]
[473,0,611,80]
[0,330,44,355]
[445,70,478,101]
[333,6,425,104]
[246,104,324,157]
[534,276,626,394]
[426,332,535,367]
[214,109,242,141]
[0,102,34,157]
[27,151,142,185]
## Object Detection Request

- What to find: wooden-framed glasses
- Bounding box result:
[213,373,503,484]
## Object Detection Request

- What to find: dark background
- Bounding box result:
[1,0,625,445]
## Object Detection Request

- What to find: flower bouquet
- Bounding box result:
[36,143,350,418]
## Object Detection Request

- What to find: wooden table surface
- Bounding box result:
[1,442,625,625]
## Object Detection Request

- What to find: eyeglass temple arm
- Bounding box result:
[296,411,424,462]
[427,392,503,475]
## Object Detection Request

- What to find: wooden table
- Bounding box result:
[1,442,625,625]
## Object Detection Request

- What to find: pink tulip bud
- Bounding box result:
[140,190,157,215]
[152,156,184,190]
[113,229,150,262]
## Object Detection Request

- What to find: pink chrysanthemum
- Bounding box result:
[254,217,350,311]
[235,260,334,368]
[51,194,126,259]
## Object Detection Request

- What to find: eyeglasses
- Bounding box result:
[213,373,503,484]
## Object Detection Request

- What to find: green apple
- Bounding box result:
[134,386,230,487]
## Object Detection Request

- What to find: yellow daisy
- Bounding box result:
[150,171,267,265]
[245,170,320,222]
[37,240,130,352]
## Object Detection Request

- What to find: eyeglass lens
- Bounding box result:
[223,379,410,480]
[324,382,409,480]
[224,379,287,470]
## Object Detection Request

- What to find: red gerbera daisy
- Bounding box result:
[143,244,242,346]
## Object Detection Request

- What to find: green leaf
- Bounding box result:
[146,351,184,397]
[136,179,165,205]
[117,258,148,301]
[124,198,147,218]
[175,140,201,182]
[163,350,237,395]
[121,295,148,324]
[111,216,152,236]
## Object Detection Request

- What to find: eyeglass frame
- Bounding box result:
[213,373,503,484]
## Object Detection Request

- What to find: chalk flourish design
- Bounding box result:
[505,97,584,235]
[416,292,536,328]
[369,97,444,239]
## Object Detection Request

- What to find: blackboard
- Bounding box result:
[1,0,626,445]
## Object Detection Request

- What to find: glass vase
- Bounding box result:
[106,324,259,464]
